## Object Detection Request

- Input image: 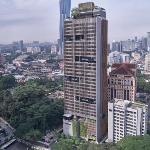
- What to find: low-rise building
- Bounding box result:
[0,118,14,146]
[108,63,137,102]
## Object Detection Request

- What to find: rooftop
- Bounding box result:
[110,99,147,110]
[130,101,148,109]
[71,2,106,19]
[110,63,136,76]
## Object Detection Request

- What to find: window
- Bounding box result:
[75,35,84,41]
[124,90,126,100]
[127,90,129,100]
[111,88,114,100]
[108,79,110,84]
[64,35,73,41]
[114,89,116,98]
[75,56,79,62]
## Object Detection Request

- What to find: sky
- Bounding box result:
[0,0,150,44]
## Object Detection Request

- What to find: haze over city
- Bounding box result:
[0,0,150,149]
[0,0,150,43]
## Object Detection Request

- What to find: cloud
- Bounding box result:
[0,0,150,43]
[0,0,55,43]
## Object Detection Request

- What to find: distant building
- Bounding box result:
[144,52,150,75]
[19,40,24,51]
[120,53,130,63]
[27,47,41,54]
[108,99,148,143]
[32,41,40,47]
[13,54,29,66]
[131,52,141,61]
[112,41,121,52]
[108,63,137,102]
[0,54,5,64]
[121,39,135,52]
[59,0,71,55]
[14,75,25,83]
[108,51,130,66]
[51,45,57,54]
[147,32,150,51]
[141,37,147,51]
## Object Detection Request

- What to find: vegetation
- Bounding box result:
[52,136,117,150]
[0,75,64,140]
[71,8,80,18]
[26,77,63,92]
[137,70,150,93]
[52,135,150,150]
[80,121,87,137]
[0,75,17,90]
[118,135,150,150]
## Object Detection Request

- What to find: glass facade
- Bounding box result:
[59,0,71,55]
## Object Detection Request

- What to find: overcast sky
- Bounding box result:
[0,0,150,44]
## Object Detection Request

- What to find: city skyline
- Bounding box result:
[0,0,150,43]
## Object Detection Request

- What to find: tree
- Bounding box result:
[0,75,17,90]
[137,71,150,93]
[118,135,150,150]
[0,79,64,141]
[52,137,118,150]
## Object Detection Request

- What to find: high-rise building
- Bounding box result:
[63,2,108,142]
[147,32,150,51]
[144,52,150,75]
[108,52,130,65]
[112,41,121,52]
[141,37,147,51]
[19,40,24,51]
[59,0,71,55]
[108,99,148,143]
[108,63,136,102]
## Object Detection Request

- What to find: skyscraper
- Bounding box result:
[59,0,71,55]
[63,2,108,143]
[147,32,150,51]
[19,40,24,51]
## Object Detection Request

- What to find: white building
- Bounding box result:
[120,53,130,63]
[27,47,41,54]
[13,54,29,66]
[108,99,148,143]
[63,114,73,136]
[147,32,150,51]
[144,52,150,75]
[51,45,57,54]
[108,51,130,65]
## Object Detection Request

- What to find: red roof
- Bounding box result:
[110,63,136,76]
[112,63,136,69]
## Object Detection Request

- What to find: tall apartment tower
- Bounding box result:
[63,2,108,143]
[59,0,71,55]
[108,99,148,143]
[144,52,150,75]
[147,32,150,51]
[108,63,137,102]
